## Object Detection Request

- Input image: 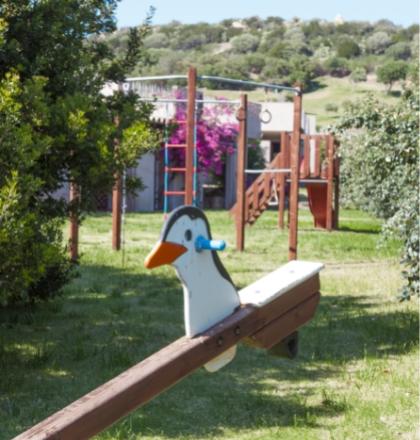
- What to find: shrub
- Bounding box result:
[324,57,351,77]
[350,67,367,82]
[261,58,289,83]
[325,103,338,112]
[365,31,392,54]
[385,42,412,60]
[230,34,260,53]
[144,32,169,49]
[336,39,361,58]
[287,56,317,90]
[336,90,419,299]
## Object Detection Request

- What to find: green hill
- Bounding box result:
[104,17,418,128]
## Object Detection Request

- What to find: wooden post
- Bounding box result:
[333,139,340,229]
[303,135,310,178]
[326,135,334,231]
[288,88,302,261]
[112,174,122,250]
[236,93,248,252]
[314,138,320,178]
[185,66,197,205]
[278,132,287,229]
[69,182,79,261]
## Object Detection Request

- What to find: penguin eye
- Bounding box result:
[184,229,192,241]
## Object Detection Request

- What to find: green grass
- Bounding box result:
[0,208,418,440]
[303,75,401,127]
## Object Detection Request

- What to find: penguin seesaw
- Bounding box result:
[144,205,323,372]
[16,206,323,440]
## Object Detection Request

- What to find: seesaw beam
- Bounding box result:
[14,275,319,440]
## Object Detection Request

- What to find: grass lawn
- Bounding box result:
[0,208,418,440]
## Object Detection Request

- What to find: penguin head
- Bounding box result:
[144,206,233,284]
[144,206,212,270]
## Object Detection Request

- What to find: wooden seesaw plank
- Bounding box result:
[14,273,321,440]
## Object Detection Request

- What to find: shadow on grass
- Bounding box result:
[339,225,381,235]
[307,80,327,93]
[1,264,418,438]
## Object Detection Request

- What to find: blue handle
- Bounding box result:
[195,235,226,252]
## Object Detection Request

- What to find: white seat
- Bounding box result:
[238,260,324,307]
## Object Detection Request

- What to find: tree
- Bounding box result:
[385,42,412,60]
[230,34,260,53]
[0,2,158,305]
[144,32,169,49]
[365,31,392,54]
[324,57,351,77]
[377,61,408,92]
[287,56,317,90]
[336,90,419,299]
[336,39,361,58]
[350,67,367,83]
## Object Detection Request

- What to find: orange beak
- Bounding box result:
[144,241,187,269]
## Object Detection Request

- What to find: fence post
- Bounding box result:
[288,87,302,261]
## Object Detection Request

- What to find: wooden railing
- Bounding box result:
[231,152,284,225]
[231,132,339,229]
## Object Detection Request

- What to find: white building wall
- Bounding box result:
[128,153,156,212]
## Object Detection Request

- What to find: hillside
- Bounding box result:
[104,16,418,127]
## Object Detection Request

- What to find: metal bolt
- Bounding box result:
[217,336,224,347]
[234,326,241,336]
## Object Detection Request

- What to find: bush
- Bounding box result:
[365,31,392,54]
[144,32,169,49]
[261,58,289,83]
[385,42,412,60]
[336,90,419,299]
[230,34,260,53]
[324,57,351,77]
[325,103,338,112]
[0,172,74,306]
[350,67,367,82]
[336,39,361,58]
[287,56,318,91]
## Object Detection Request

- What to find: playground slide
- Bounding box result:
[306,184,327,228]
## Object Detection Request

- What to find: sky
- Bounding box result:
[116,0,419,28]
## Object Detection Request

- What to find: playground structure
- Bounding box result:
[16,206,323,440]
[232,129,340,253]
[68,66,339,263]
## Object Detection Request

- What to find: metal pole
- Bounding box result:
[112,117,122,251]
[185,67,197,205]
[288,87,302,261]
[236,94,248,252]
